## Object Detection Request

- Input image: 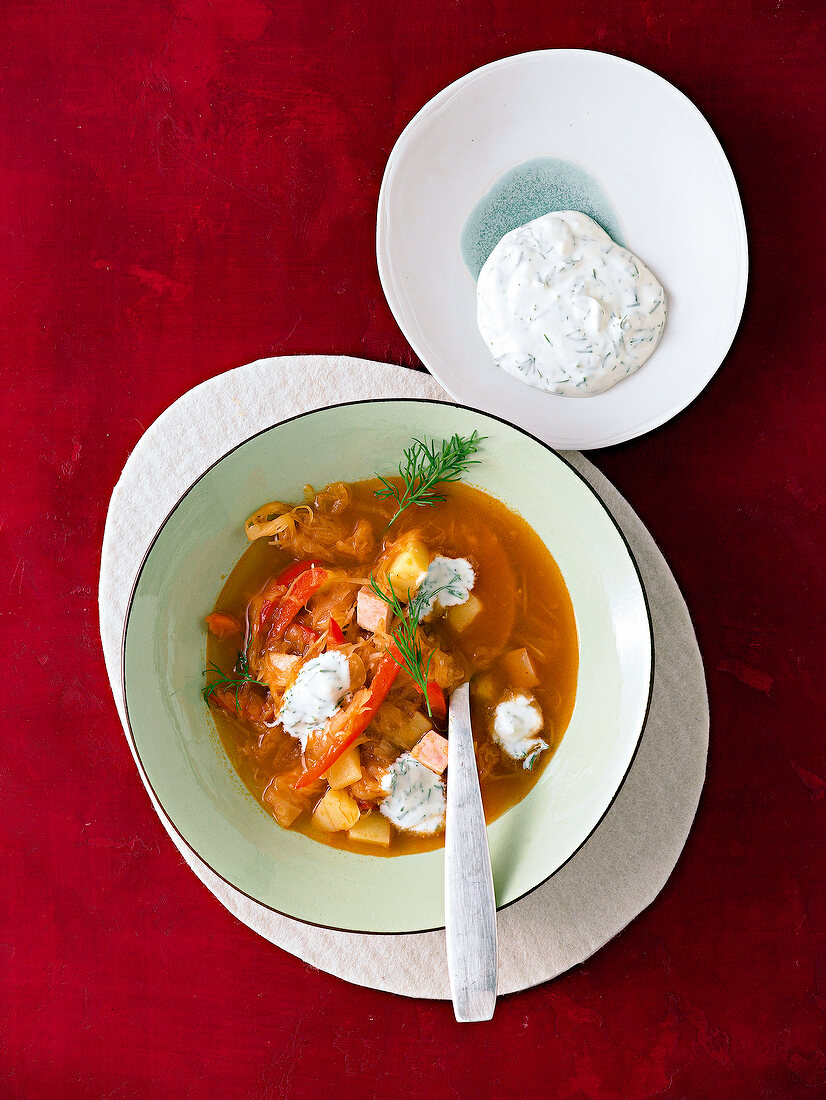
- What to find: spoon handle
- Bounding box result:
[445,682,498,1022]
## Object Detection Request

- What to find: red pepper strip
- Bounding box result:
[267,566,328,643]
[259,560,325,632]
[275,558,324,587]
[294,654,400,789]
[326,618,346,646]
[258,590,285,632]
[259,560,326,632]
[424,681,447,725]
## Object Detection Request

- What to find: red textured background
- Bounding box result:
[3,1,824,1096]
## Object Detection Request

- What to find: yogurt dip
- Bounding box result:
[379,753,447,835]
[413,555,475,618]
[493,693,548,770]
[278,652,350,751]
[476,210,667,397]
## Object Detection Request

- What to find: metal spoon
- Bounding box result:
[444,681,498,1021]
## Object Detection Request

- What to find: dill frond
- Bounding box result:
[368,573,435,716]
[203,648,266,714]
[374,431,484,527]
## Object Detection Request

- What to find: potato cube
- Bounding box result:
[428,647,466,692]
[312,788,360,832]
[356,586,392,634]
[387,540,430,600]
[408,710,433,738]
[264,788,304,829]
[471,672,497,704]
[348,813,392,848]
[411,730,449,775]
[389,710,432,750]
[325,745,362,790]
[501,648,540,689]
[445,593,482,632]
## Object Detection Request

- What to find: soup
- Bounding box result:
[205,476,578,855]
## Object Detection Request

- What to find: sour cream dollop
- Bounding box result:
[414,555,475,618]
[493,694,548,770]
[477,210,667,397]
[380,753,446,835]
[278,652,350,751]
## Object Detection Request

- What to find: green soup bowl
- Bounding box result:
[122,399,652,933]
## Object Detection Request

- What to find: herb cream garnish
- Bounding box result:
[477,210,667,397]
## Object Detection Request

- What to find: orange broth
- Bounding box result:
[206,479,578,855]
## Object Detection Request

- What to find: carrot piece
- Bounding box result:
[204,612,242,640]
[424,681,447,725]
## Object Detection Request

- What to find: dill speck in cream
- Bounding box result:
[476,210,667,397]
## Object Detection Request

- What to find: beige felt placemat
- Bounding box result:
[99,355,708,998]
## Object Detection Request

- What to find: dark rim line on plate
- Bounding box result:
[119,396,656,937]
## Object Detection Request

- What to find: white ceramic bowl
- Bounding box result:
[378,50,748,449]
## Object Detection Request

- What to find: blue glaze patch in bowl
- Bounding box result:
[459,156,626,280]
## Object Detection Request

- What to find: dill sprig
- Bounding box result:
[374,431,484,527]
[203,647,266,714]
[369,574,435,716]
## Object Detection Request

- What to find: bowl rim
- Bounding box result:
[120,396,655,935]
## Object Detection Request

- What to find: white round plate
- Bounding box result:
[377,50,748,450]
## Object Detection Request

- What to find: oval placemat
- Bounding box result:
[99,355,708,998]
